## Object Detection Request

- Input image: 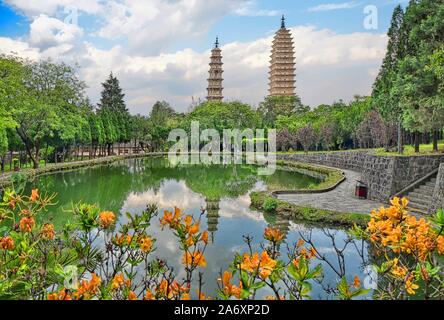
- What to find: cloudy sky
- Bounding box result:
[0,0,408,115]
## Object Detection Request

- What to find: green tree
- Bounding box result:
[372,5,406,153]
[258,95,304,127]
[97,73,131,154]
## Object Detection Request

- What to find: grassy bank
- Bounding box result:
[0,153,165,189]
[250,191,370,227]
[276,160,345,192]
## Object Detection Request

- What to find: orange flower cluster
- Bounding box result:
[47,289,72,300]
[99,211,116,229]
[0,236,14,251]
[367,197,443,261]
[219,271,242,299]
[73,273,102,300]
[111,273,131,290]
[264,227,284,244]
[182,251,207,268]
[160,207,182,229]
[390,258,408,279]
[146,279,189,300]
[292,246,317,268]
[112,233,133,246]
[41,224,55,240]
[19,217,35,233]
[139,235,153,253]
[240,251,277,280]
[161,209,209,250]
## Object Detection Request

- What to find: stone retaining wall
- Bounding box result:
[431,164,444,213]
[277,152,444,203]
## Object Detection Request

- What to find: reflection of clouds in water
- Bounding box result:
[219,195,265,222]
[122,180,205,212]
[288,221,309,233]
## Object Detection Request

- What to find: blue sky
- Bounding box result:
[0,0,407,114]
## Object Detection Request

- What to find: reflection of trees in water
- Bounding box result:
[297,228,374,299]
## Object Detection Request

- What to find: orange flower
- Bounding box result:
[160,208,182,228]
[47,289,72,300]
[19,217,35,233]
[437,236,444,255]
[183,251,206,268]
[200,230,209,244]
[30,189,39,202]
[73,273,101,300]
[405,275,419,295]
[188,223,200,235]
[112,273,125,290]
[113,234,133,246]
[308,247,317,259]
[185,236,194,247]
[219,271,242,299]
[139,236,153,253]
[156,279,186,299]
[0,236,14,251]
[143,290,155,300]
[240,251,277,280]
[181,293,191,300]
[99,211,116,229]
[128,291,137,300]
[353,276,361,288]
[184,215,193,227]
[264,227,284,243]
[41,224,55,240]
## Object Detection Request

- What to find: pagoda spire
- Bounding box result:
[207,37,224,102]
[268,16,296,97]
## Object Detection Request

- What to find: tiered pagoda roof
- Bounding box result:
[207,37,224,101]
[268,16,296,97]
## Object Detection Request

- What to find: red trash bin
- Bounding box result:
[355,181,368,199]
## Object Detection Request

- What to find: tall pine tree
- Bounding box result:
[372,4,406,153]
[97,73,132,154]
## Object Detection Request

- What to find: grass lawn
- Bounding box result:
[1,160,48,174]
[376,141,444,156]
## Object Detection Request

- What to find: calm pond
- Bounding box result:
[25,156,372,299]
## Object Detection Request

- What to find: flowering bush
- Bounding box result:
[351,197,444,299]
[0,188,442,300]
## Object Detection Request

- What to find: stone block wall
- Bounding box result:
[431,164,444,213]
[277,152,444,203]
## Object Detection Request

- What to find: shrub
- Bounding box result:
[0,188,442,300]
[263,197,278,212]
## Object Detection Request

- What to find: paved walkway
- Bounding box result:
[277,169,385,214]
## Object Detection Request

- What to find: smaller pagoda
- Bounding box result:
[206,37,224,102]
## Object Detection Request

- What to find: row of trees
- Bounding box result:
[372,0,444,153]
[0,55,140,169]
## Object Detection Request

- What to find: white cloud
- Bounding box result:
[0,37,40,60]
[307,1,359,12]
[234,0,279,17]
[4,0,101,16]
[96,0,250,55]
[29,14,83,56]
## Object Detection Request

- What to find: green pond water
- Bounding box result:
[24,156,373,299]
